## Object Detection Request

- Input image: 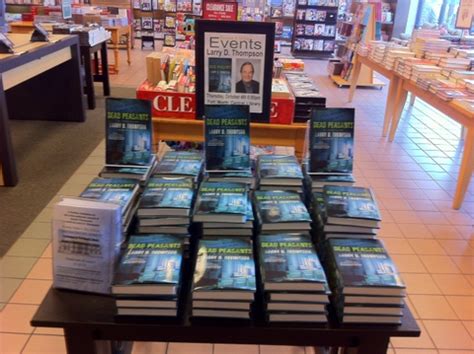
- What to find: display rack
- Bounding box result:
[330,2,384,88]
[265,0,295,52]
[291,0,338,57]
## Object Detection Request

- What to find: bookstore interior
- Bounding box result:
[0,0,473,353]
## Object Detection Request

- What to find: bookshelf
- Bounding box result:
[265,0,296,52]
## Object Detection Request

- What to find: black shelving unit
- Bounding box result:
[291,0,338,57]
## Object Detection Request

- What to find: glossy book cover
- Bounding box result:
[155,151,203,177]
[80,178,139,213]
[106,98,153,166]
[255,191,311,224]
[204,105,250,171]
[309,108,354,173]
[195,182,248,216]
[193,238,256,292]
[139,177,194,210]
[258,155,303,179]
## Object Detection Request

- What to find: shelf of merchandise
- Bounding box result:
[291,0,338,58]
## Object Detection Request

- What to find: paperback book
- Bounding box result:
[204,105,250,172]
[257,155,303,186]
[105,98,153,166]
[153,151,203,182]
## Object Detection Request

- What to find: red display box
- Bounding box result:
[136,81,295,125]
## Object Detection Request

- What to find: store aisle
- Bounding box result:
[0,51,472,354]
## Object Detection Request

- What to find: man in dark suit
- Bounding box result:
[235,62,260,94]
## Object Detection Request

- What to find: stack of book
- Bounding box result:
[305,108,356,192]
[424,51,455,65]
[112,234,187,317]
[99,98,156,185]
[324,238,406,324]
[153,151,203,187]
[80,177,141,234]
[255,190,311,235]
[193,182,253,237]
[410,64,442,83]
[410,37,450,58]
[318,185,381,239]
[368,42,387,63]
[438,57,472,71]
[394,58,432,79]
[258,233,330,323]
[136,177,195,234]
[257,155,304,193]
[191,238,256,320]
[383,49,415,70]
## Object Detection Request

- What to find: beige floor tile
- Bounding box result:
[389,211,423,224]
[409,295,458,320]
[0,278,23,303]
[33,327,64,336]
[391,321,435,349]
[9,280,51,305]
[402,274,441,295]
[167,343,213,354]
[407,199,439,212]
[0,303,38,334]
[26,259,53,281]
[40,244,52,259]
[393,350,438,354]
[379,223,404,238]
[437,351,474,354]
[407,240,447,256]
[22,334,67,354]
[260,345,306,354]
[214,344,259,354]
[383,238,416,255]
[443,212,474,226]
[431,274,473,296]
[391,254,427,273]
[416,211,451,225]
[449,257,473,274]
[21,222,51,240]
[438,240,474,257]
[32,208,53,224]
[131,341,167,354]
[423,320,474,350]
[379,198,413,211]
[0,257,37,279]
[455,226,474,240]
[398,223,433,239]
[419,255,461,274]
[445,296,474,321]
[6,239,50,258]
[0,333,29,353]
[406,296,420,320]
[463,321,474,338]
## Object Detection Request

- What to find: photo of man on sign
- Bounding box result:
[236,61,260,94]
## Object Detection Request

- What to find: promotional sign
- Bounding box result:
[455,0,473,29]
[195,20,275,123]
[202,1,237,20]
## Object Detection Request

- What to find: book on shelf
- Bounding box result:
[153,151,203,183]
[192,237,256,301]
[112,234,186,296]
[193,182,248,223]
[254,190,311,231]
[257,155,303,186]
[105,98,153,167]
[258,233,329,292]
[204,104,251,172]
[137,176,194,217]
[308,108,355,174]
[52,197,122,295]
[99,162,156,184]
[323,185,381,228]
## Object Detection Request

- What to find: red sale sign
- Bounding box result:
[202,1,237,20]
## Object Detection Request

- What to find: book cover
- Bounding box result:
[324,185,381,222]
[309,108,354,173]
[80,178,139,215]
[208,58,232,93]
[204,105,250,171]
[105,98,153,166]
[194,182,248,221]
[257,155,303,180]
[112,234,185,294]
[259,234,328,289]
[154,151,203,177]
[326,238,405,291]
[193,238,256,293]
[254,191,311,224]
[138,177,194,213]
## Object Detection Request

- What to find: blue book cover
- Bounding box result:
[106,98,153,166]
[80,178,139,214]
[154,151,203,177]
[208,58,232,93]
[323,185,381,221]
[139,177,194,210]
[113,234,185,288]
[254,191,311,224]
[194,182,248,218]
[259,234,328,286]
[309,108,354,173]
[204,105,250,172]
[258,155,303,180]
[327,238,405,290]
[193,238,256,292]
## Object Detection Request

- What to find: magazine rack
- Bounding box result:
[32,287,420,354]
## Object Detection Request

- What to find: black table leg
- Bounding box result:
[82,46,96,110]
[94,52,100,74]
[64,328,99,354]
[100,41,111,97]
[0,78,18,186]
[357,336,390,354]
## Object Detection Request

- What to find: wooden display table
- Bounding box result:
[105,25,131,74]
[0,34,85,186]
[31,288,420,354]
[152,118,308,159]
[348,54,474,210]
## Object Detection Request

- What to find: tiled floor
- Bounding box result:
[0,49,472,353]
